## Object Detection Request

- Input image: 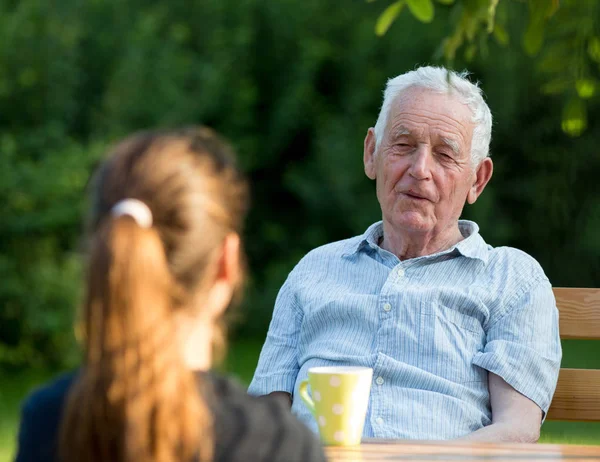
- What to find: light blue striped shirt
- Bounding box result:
[249,220,562,440]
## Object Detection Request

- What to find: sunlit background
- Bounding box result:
[1,0,599,459]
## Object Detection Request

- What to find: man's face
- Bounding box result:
[364,87,492,235]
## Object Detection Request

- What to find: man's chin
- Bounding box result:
[388,213,434,233]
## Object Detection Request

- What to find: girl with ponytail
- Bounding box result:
[15,127,326,462]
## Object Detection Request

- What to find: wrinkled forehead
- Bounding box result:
[387,86,475,145]
[390,86,474,123]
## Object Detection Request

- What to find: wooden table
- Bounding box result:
[325,440,600,461]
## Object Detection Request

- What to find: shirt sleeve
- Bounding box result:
[248,274,303,397]
[472,278,562,416]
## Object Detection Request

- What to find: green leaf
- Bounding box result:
[540,79,570,95]
[529,0,555,20]
[547,0,559,17]
[537,44,571,73]
[406,0,434,23]
[436,0,454,4]
[464,43,477,62]
[523,0,553,56]
[523,16,544,56]
[575,79,597,99]
[588,37,600,63]
[561,97,587,137]
[375,1,405,36]
[487,0,500,33]
[493,24,509,46]
[463,9,479,42]
[443,23,465,61]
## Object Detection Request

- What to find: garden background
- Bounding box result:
[1,0,599,460]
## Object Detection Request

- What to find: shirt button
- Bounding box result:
[383,303,392,312]
[375,417,384,425]
[375,376,385,385]
[396,267,405,277]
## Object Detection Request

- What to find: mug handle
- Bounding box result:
[298,379,315,415]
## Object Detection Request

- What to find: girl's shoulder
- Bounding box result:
[204,372,326,462]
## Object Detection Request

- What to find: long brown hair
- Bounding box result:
[60,127,248,462]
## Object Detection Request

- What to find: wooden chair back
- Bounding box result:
[546,288,600,421]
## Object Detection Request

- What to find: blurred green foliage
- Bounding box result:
[375,0,600,137]
[0,0,598,370]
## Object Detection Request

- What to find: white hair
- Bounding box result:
[373,66,492,166]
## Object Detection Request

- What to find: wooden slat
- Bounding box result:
[549,288,600,422]
[326,440,600,461]
[359,439,600,454]
[553,288,600,340]
[547,368,600,421]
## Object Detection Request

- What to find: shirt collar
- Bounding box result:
[342,221,383,257]
[453,220,489,264]
[343,220,489,264]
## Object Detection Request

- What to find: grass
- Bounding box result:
[0,369,57,462]
[538,339,600,445]
[1,339,600,461]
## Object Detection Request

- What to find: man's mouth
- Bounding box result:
[401,190,430,201]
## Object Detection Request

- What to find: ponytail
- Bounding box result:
[60,216,212,462]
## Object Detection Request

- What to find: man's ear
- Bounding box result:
[364,128,377,180]
[467,157,493,204]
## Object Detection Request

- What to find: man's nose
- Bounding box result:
[408,145,432,180]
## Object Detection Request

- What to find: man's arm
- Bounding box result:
[248,276,303,399]
[457,372,542,443]
[467,276,561,442]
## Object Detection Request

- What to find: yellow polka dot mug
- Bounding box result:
[299,366,373,446]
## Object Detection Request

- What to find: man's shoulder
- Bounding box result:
[293,235,363,272]
[487,245,546,276]
[304,235,363,258]
[483,245,550,300]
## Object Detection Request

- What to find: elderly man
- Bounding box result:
[249,66,561,442]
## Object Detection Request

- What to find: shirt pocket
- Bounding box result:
[419,302,487,383]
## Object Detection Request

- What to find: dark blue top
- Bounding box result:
[15,371,325,462]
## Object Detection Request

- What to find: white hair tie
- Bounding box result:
[111,199,153,229]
